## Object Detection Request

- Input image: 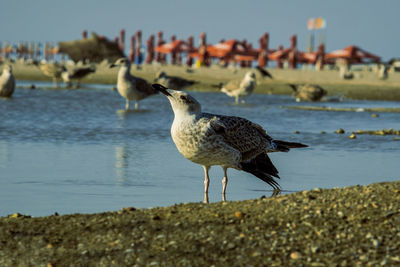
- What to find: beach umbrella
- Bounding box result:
[325,45,380,64]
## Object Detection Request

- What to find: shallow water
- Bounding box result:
[1,81,399,216]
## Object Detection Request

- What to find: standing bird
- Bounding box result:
[288,84,327,102]
[220,71,257,104]
[110,58,157,110]
[0,64,16,97]
[152,84,307,202]
[154,71,197,90]
[38,62,66,88]
[62,65,96,88]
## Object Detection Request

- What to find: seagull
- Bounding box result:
[110,57,157,110]
[38,62,66,88]
[220,71,257,104]
[154,71,197,90]
[288,84,327,102]
[152,83,308,202]
[62,65,96,88]
[0,64,15,97]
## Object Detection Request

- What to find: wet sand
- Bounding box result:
[10,60,400,101]
[1,181,399,266]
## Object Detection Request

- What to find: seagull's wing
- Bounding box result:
[132,75,158,95]
[222,79,241,91]
[207,114,271,161]
[206,114,281,187]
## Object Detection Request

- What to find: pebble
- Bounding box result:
[290,252,301,260]
[349,133,356,139]
[336,128,345,134]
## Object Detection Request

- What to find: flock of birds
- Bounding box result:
[0,58,318,201]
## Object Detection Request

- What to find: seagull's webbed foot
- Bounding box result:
[271,188,281,197]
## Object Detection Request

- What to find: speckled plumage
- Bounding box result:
[153,84,308,200]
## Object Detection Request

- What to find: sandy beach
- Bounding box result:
[10,60,400,101]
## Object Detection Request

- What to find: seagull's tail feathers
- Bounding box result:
[256,66,273,79]
[288,84,298,92]
[241,153,281,190]
[273,140,308,152]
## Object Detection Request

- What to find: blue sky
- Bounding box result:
[1,0,399,60]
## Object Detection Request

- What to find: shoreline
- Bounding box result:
[9,61,400,101]
[1,180,399,265]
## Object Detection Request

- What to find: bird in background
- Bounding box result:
[154,70,197,90]
[0,64,16,97]
[288,83,327,102]
[220,71,257,104]
[36,61,66,88]
[62,65,96,88]
[110,57,157,110]
[152,83,308,203]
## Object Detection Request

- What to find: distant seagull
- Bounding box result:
[38,62,66,88]
[221,71,257,104]
[378,64,389,80]
[110,58,157,110]
[339,65,354,80]
[152,83,307,202]
[154,71,197,90]
[62,65,96,88]
[256,66,273,79]
[288,84,327,102]
[0,64,15,97]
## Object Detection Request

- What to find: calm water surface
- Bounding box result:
[1,81,399,216]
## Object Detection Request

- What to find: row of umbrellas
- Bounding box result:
[156,39,380,65]
[57,32,381,66]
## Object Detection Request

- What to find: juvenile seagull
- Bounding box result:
[288,84,327,102]
[221,71,256,104]
[152,83,307,201]
[38,62,66,88]
[154,71,197,90]
[0,65,15,97]
[62,65,96,88]
[110,57,157,110]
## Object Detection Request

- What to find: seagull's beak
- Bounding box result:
[109,64,116,69]
[152,83,172,97]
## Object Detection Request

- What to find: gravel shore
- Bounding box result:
[1,181,399,266]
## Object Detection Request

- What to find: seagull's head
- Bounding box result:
[152,84,201,114]
[3,64,13,74]
[245,71,256,80]
[155,71,166,80]
[110,57,130,68]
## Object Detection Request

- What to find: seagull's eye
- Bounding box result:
[180,95,187,100]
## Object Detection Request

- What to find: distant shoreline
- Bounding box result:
[10,61,400,101]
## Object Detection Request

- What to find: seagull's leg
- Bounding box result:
[272,188,281,197]
[134,101,139,110]
[241,98,246,104]
[53,78,58,88]
[235,96,239,104]
[203,165,210,204]
[222,167,228,201]
[125,99,130,110]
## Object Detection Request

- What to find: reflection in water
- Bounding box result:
[115,144,130,185]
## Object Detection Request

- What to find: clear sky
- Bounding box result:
[1,0,399,61]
